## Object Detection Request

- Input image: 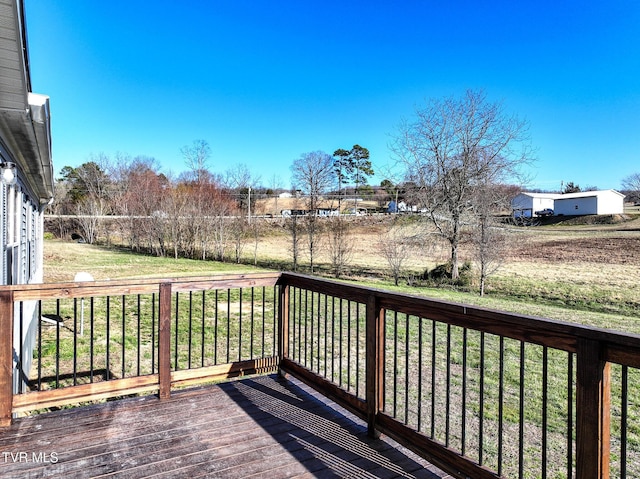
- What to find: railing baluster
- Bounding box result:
[309,290,314,369]
[462,327,467,456]
[317,292,322,374]
[417,317,423,432]
[214,290,218,365]
[430,319,436,439]
[404,313,409,425]
[18,302,24,393]
[479,331,485,466]
[37,300,42,390]
[519,341,526,479]
[393,310,398,418]
[304,289,308,366]
[542,346,548,479]
[250,287,255,360]
[174,292,180,370]
[445,323,451,447]
[273,285,278,358]
[151,293,156,374]
[121,295,126,378]
[226,289,230,363]
[73,298,77,386]
[621,364,628,479]
[201,290,206,368]
[498,335,504,477]
[188,291,193,369]
[356,303,360,398]
[347,300,352,392]
[339,298,343,388]
[567,351,574,479]
[323,293,328,378]
[238,287,243,362]
[261,287,266,359]
[55,299,60,387]
[106,296,110,380]
[293,287,299,363]
[331,296,335,383]
[90,297,95,382]
[137,295,141,377]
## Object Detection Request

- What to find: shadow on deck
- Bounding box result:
[0,374,451,478]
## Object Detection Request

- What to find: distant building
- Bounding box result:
[511,193,557,218]
[554,190,625,216]
[511,190,625,217]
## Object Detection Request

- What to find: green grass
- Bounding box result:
[39,237,640,477]
[44,240,267,283]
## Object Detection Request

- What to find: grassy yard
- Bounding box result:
[45,213,640,335]
[39,223,640,477]
[44,240,268,283]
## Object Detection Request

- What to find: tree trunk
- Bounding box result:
[451,242,459,280]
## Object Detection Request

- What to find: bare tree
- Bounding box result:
[250,218,265,266]
[392,89,532,280]
[622,172,640,203]
[180,140,211,184]
[269,174,283,216]
[226,163,261,223]
[291,151,336,273]
[325,216,354,278]
[229,216,249,263]
[377,225,414,286]
[470,184,515,295]
[75,197,101,244]
[286,215,302,271]
[111,155,165,252]
[65,156,114,244]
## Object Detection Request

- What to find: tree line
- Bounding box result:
[47,89,640,296]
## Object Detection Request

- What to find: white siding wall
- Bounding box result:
[555,196,598,216]
[2,178,44,394]
[596,192,625,215]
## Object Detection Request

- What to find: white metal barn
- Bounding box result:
[511,192,557,217]
[511,190,625,217]
[553,190,625,216]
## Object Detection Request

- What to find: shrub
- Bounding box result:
[423,261,472,288]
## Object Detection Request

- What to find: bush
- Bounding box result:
[423,261,472,288]
[43,232,55,240]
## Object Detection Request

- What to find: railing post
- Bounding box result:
[158,283,172,399]
[366,293,384,438]
[576,338,611,479]
[278,282,290,375]
[0,290,14,427]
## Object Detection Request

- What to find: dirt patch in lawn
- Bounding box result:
[509,235,640,266]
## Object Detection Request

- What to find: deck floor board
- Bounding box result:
[1,375,452,478]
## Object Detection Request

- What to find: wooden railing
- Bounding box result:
[0,273,281,418]
[2,271,640,479]
[276,273,640,479]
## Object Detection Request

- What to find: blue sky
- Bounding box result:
[25,1,640,191]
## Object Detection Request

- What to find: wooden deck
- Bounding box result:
[0,374,451,478]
